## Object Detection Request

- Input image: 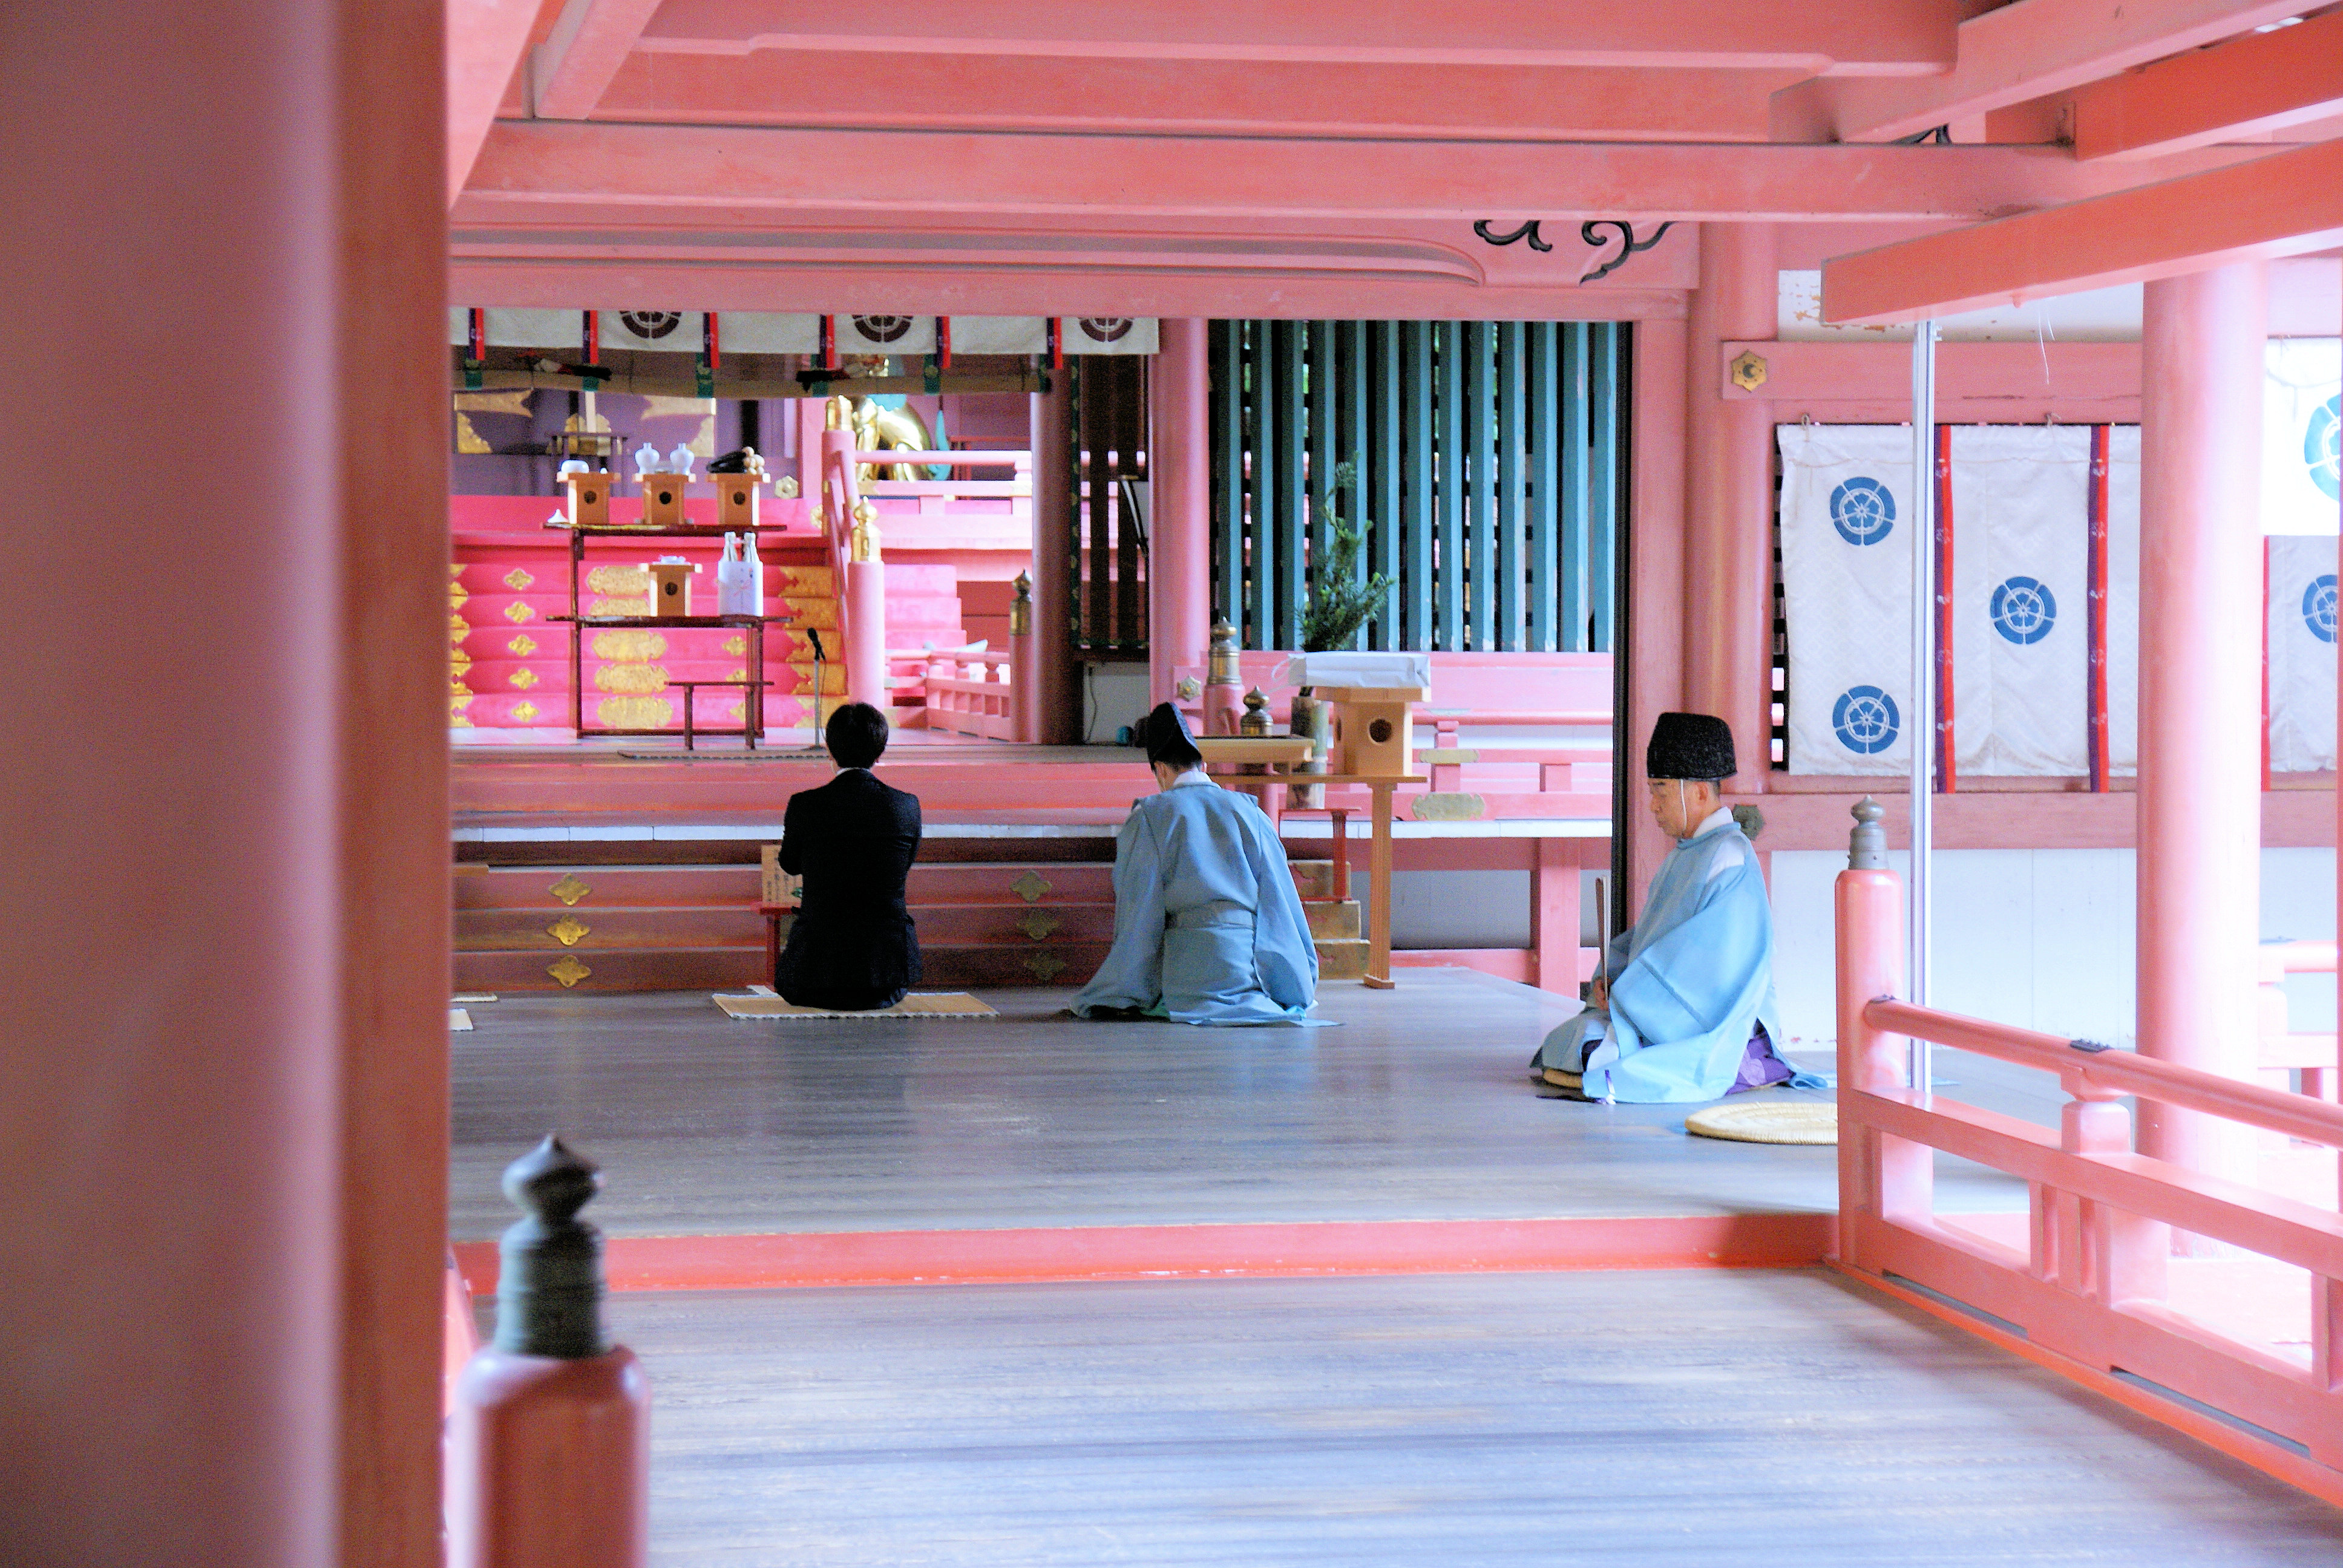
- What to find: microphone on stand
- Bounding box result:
[805,628,827,743]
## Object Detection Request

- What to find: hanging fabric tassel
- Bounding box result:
[936,316,952,370]
[583,310,599,365]
[698,310,718,397]
[1047,316,1064,371]
[820,314,837,371]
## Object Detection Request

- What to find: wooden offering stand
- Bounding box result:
[1194,731,1423,990]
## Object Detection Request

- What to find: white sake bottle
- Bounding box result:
[741,531,765,618]
[715,532,742,616]
[667,442,697,482]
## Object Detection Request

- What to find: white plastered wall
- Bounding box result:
[1769,846,2337,1049]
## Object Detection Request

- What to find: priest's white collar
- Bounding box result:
[1170,769,1215,788]
[1689,806,1737,840]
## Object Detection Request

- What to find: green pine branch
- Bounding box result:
[1300,461,1397,652]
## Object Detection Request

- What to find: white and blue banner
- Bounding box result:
[1947,425,2092,777]
[2266,339,2342,537]
[2267,535,2338,774]
[1779,425,1917,777]
[1780,423,2144,779]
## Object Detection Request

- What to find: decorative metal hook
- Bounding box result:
[1895,123,1953,145]
[1576,220,1676,283]
[1473,219,1552,253]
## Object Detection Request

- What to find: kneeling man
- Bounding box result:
[774,702,922,1011]
[1070,703,1320,1025]
[1533,712,1806,1102]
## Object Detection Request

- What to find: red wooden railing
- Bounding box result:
[1835,836,2343,1498]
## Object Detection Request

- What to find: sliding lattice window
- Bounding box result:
[1208,321,1628,653]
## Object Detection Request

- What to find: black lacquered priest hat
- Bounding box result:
[1646,711,1737,782]
[1139,701,1204,769]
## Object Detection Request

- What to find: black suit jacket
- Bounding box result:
[775,768,923,995]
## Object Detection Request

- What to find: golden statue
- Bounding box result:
[825,394,936,481]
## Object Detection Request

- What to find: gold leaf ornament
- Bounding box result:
[547,955,591,988]
[504,601,536,624]
[502,567,535,591]
[512,701,540,724]
[594,663,669,694]
[549,874,591,906]
[1011,871,1052,904]
[510,667,538,690]
[590,630,666,661]
[507,633,538,656]
[1017,909,1061,941]
[546,915,590,947]
[1023,953,1067,982]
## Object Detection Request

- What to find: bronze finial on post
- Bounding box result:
[448,1137,649,1568]
[493,1135,608,1359]
[1848,796,1888,871]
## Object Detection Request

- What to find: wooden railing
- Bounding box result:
[1835,831,2343,1491]
[922,652,1015,741]
[2261,940,2340,1100]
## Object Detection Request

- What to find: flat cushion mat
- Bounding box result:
[1685,1099,1838,1145]
[714,991,998,1019]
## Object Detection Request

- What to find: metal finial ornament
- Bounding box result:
[1207,619,1242,687]
[1009,571,1032,636]
[1239,687,1271,736]
[1848,797,1889,871]
[493,1135,609,1359]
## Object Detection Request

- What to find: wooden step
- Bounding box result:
[1306,901,1362,940]
[1316,938,1370,979]
[458,906,762,951]
[456,947,761,992]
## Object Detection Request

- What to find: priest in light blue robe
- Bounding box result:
[1070,703,1323,1025]
[1532,713,1809,1103]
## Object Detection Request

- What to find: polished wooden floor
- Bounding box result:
[616,1269,2343,1566]
[450,969,1910,1240]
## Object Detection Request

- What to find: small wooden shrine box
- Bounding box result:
[1320,686,1427,779]
[646,560,698,616]
[717,474,759,529]
[563,469,610,527]
[642,472,687,528]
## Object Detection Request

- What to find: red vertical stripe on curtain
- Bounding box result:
[2086,423,2111,792]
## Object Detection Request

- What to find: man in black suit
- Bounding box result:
[773,702,923,1010]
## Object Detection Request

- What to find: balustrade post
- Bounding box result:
[1836,799,1930,1264]
[2057,1084,2168,1311]
[448,1137,649,1568]
[1009,571,1038,743]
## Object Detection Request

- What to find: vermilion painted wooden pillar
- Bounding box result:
[1630,315,1690,909]
[1150,319,1212,705]
[2135,263,2267,1198]
[1683,223,1777,795]
[1029,379,1081,743]
[1,0,450,1562]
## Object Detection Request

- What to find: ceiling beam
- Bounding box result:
[1820,139,2343,324]
[446,0,545,204]
[2071,8,2343,160]
[591,51,1795,142]
[1813,0,2313,144]
[462,120,2257,224]
[529,0,663,119]
[632,0,1958,73]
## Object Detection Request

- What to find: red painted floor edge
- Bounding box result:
[453,1213,1835,1295]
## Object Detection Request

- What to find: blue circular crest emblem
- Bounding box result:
[1829,477,1896,546]
[1833,685,1901,755]
[2308,394,2340,503]
[2304,574,2338,644]
[1990,575,2057,645]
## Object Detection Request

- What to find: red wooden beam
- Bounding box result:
[529,0,663,119]
[1814,0,2313,143]
[594,50,1795,142]
[462,120,2258,223]
[2072,8,2343,161]
[445,0,543,205]
[1821,139,2343,326]
[635,0,1956,73]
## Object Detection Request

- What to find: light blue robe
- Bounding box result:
[1532,807,1801,1103]
[1070,773,1323,1025]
